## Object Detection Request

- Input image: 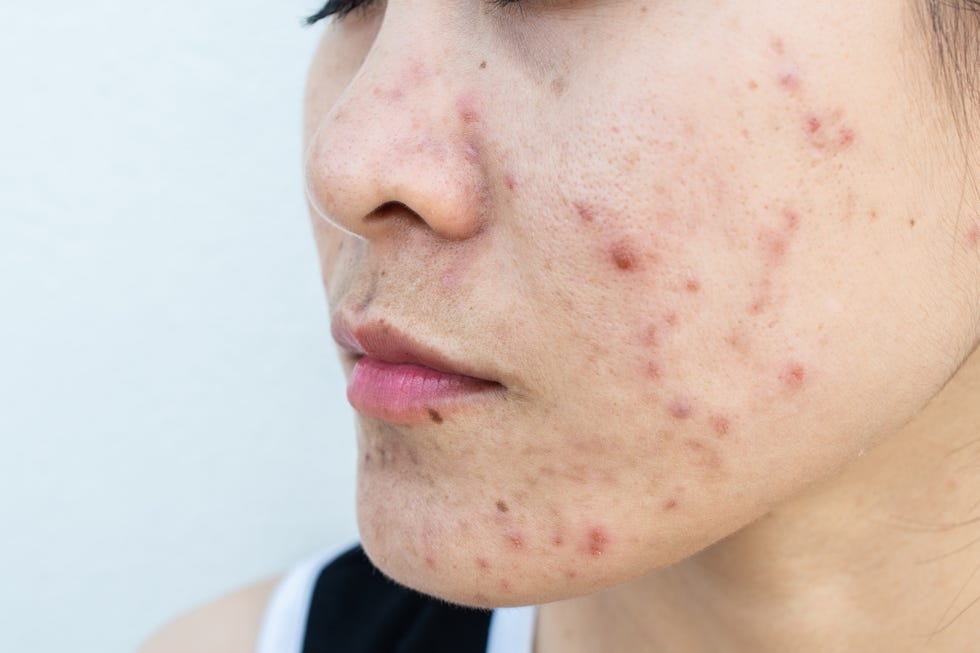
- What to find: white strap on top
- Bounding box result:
[253,542,537,653]
[254,544,350,653]
[486,605,537,653]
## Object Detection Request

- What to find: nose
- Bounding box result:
[305,18,490,243]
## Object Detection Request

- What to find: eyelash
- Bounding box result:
[306,0,521,25]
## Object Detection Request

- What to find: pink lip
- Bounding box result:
[331,317,504,424]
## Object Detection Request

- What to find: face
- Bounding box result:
[304,0,980,607]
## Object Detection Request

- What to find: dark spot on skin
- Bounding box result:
[476,557,490,571]
[806,115,821,134]
[550,76,568,96]
[611,242,639,271]
[479,61,487,69]
[380,270,387,277]
[574,200,596,223]
[552,535,564,547]
[685,278,701,293]
[588,528,608,557]
[496,500,509,513]
[747,79,759,90]
[669,398,693,420]
[564,569,578,579]
[868,210,878,221]
[781,362,806,390]
[910,219,917,229]
[662,498,678,511]
[427,408,444,424]
[710,415,732,438]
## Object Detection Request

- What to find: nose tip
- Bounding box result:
[304,61,491,243]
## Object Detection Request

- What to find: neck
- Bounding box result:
[537,346,980,653]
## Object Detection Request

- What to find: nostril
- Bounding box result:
[366,201,426,226]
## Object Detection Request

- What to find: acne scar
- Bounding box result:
[427,408,444,424]
[611,242,640,271]
[455,93,481,124]
[710,415,731,437]
[496,500,509,513]
[574,200,596,223]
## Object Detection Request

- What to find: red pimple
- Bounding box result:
[425,555,437,569]
[669,398,693,420]
[806,115,821,134]
[781,362,807,390]
[588,528,608,557]
[611,242,639,271]
[508,534,524,549]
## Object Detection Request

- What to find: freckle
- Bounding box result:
[427,408,444,424]
[669,398,693,420]
[781,362,806,390]
[611,242,639,271]
[479,61,487,69]
[685,278,701,293]
[496,500,509,513]
[662,498,678,511]
[573,200,596,223]
[476,557,490,571]
[588,528,608,557]
[909,219,917,228]
[710,415,731,437]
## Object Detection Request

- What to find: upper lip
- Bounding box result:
[330,314,500,383]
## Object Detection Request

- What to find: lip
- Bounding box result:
[330,316,504,424]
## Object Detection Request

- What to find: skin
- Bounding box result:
[303,1,980,650]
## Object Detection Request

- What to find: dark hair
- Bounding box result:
[921,1,980,131]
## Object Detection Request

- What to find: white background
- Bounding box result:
[0,3,358,652]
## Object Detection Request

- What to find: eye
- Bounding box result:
[305,0,521,25]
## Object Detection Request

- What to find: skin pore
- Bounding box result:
[303,1,980,651]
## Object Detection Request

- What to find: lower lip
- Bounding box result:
[347,356,501,423]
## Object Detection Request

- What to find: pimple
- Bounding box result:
[508,534,524,549]
[496,500,509,513]
[427,408,444,424]
[611,242,640,271]
[805,115,821,134]
[425,555,437,569]
[669,397,693,420]
[587,528,609,557]
[662,498,678,511]
[781,361,807,390]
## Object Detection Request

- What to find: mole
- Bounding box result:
[496,500,509,513]
[611,242,639,271]
[427,408,444,424]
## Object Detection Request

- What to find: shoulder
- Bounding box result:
[136,574,281,653]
